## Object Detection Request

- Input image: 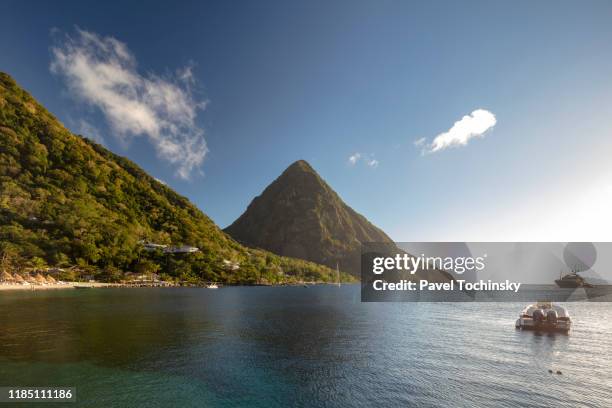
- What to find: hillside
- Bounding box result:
[225,160,394,276]
[0,72,350,284]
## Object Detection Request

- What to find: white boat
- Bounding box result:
[206,283,219,289]
[515,302,571,332]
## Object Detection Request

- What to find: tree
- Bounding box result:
[135,259,160,275]
[29,256,47,270]
[98,265,123,283]
[0,242,20,272]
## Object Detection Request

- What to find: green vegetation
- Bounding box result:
[0,72,354,284]
[225,159,394,276]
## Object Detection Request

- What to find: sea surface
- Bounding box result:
[0,286,611,407]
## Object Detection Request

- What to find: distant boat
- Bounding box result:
[555,268,593,288]
[206,283,219,289]
[336,263,341,287]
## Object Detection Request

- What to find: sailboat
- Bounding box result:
[336,263,341,287]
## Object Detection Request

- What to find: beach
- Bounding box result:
[0,282,119,291]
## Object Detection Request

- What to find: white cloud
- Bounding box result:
[50,29,208,179]
[178,65,196,85]
[426,109,496,154]
[348,152,378,168]
[348,153,361,165]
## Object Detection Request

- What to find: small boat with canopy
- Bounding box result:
[515,302,571,332]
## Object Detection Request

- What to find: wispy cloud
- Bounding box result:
[348,152,378,168]
[422,109,496,154]
[50,29,208,179]
[413,137,426,147]
[348,153,361,165]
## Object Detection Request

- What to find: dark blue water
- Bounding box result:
[1,286,611,407]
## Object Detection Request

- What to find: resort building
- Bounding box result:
[140,241,199,254]
[142,242,169,252]
[165,246,200,254]
[223,259,240,271]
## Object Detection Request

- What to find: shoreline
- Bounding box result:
[0,282,352,291]
[0,282,120,291]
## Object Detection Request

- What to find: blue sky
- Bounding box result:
[2,0,612,240]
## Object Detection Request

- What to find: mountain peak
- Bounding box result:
[225,161,393,276]
[274,159,326,192]
[282,160,318,177]
[287,159,312,170]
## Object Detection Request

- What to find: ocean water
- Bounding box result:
[0,286,611,407]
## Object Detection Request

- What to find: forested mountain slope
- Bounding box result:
[0,72,349,284]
